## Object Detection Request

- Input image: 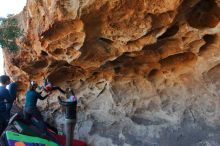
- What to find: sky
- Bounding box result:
[0,0,26,75]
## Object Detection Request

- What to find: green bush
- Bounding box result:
[0,15,23,52]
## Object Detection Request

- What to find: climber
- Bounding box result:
[23,80,50,133]
[23,81,51,135]
[41,77,65,94]
[0,75,17,134]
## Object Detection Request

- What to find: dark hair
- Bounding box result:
[0,75,10,84]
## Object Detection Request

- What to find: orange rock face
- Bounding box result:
[4,0,220,145]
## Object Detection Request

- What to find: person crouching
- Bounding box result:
[23,81,50,134]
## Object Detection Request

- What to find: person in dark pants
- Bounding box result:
[0,75,17,134]
[23,81,50,134]
[58,88,77,146]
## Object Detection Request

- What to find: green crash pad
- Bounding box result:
[13,121,38,137]
[6,131,59,146]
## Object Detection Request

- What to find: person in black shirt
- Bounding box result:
[0,75,17,134]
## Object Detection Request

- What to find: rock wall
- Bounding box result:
[4,0,220,145]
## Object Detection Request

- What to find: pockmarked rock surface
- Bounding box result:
[3,0,220,145]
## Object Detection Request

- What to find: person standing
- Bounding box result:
[0,75,17,134]
[58,88,77,146]
[6,81,18,118]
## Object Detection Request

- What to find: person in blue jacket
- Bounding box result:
[6,81,18,118]
[0,75,17,134]
[24,81,64,139]
[24,80,50,121]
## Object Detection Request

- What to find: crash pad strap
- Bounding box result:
[6,131,59,146]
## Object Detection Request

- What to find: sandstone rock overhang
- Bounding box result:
[3,0,220,146]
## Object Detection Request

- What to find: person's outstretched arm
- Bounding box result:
[52,86,65,94]
[37,92,50,100]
